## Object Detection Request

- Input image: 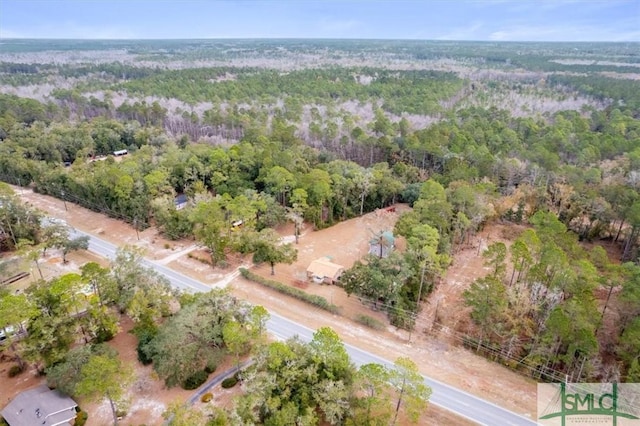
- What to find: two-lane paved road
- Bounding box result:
[267,311,535,426]
[72,228,536,425]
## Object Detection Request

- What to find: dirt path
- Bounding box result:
[10,187,538,424]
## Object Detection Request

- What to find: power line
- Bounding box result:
[18,186,575,383]
[249,262,572,381]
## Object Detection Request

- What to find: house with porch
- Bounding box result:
[1,385,77,426]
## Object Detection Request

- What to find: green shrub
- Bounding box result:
[74,411,88,426]
[0,417,9,426]
[183,370,208,390]
[8,364,24,378]
[207,408,229,426]
[221,376,238,389]
[239,268,339,314]
[133,325,157,366]
[136,340,153,365]
[204,362,217,374]
[94,326,116,344]
[201,392,213,403]
[388,308,415,331]
[355,314,385,330]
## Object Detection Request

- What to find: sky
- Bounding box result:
[0,0,639,42]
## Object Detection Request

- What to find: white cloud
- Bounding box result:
[0,28,24,39]
[316,18,361,35]
[56,21,139,39]
[1,22,139,39]
[436,22,484,40]
[537,0,584,11]
[488,31,508,41]
[489,23,640,42]
[495,0,614,13]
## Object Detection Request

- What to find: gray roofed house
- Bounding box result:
[1,385,77,426]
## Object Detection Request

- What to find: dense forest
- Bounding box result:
[1,39,640,390]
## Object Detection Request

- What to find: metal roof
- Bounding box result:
[306,257,344,280]
[1,385,77,426]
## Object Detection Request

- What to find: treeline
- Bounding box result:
[548,74,640,111]
[463,212,640,383]
[2,93,640,259]
[4,39,637,71]
[0,107,421,228]
[118,66,463,114]
[0,93,52,126]
[0,62,42,74]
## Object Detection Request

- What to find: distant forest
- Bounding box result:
[1,39,640,383]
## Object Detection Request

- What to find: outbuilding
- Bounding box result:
[369,230,395,258]
[174,194,188,210]
[306,257,344,284]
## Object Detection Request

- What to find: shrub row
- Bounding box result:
[354,314,385,331]
[239,268,339,314]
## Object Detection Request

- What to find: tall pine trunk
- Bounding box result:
[107,392,118,426]
[392,378,406,426]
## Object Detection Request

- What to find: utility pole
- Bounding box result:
[409,257,427,343]
[407,311,417,343]
[431,297,440,333]
[416,260,427,312]
[133,218,140,241]
[61,190,68,211]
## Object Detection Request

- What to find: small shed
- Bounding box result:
[1,385,78,426]
[174,194,188,210]
[306,257,344,284]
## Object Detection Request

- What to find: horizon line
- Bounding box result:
[2,37,639,44]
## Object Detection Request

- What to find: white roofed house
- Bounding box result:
[1,385,78,426]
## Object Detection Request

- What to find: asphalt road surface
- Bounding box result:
[72,228,537,426]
